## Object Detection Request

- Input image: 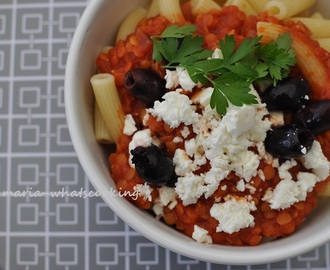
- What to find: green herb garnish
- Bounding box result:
[151,25,296,115]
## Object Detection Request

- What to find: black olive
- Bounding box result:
[131,144,177,187]
[292,99,330,135]
[264,124,314,159]
[125,68,166,107]
[262,77,310,111]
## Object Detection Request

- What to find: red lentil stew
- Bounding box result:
[95,3,330,246]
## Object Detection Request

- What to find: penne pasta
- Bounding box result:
[101,46,113,54]
[231,0,257,16]
[116,8,147,42]
[90,73,125,143]
[318,181,330,197]
[191,0,221,15]
[147,0,160,18]
[224,0,233,6]
[264,0,316,20]
[245,0,268,13]
[317,38,330,52]
[159,0,185,23]
[257,22,330,99]
[310,12,324,19]
[289,18,330,39]
[94,102,114,144]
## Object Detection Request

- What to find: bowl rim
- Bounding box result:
[65,0,330,265]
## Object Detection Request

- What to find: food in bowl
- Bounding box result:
[90,0,330,246]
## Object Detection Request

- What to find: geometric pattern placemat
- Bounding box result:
[0,0,329,269]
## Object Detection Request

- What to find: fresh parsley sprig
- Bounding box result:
[151,25,296,115]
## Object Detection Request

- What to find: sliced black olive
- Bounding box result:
[262,77,310,111]
[265,124,314,159]
[292,99,330,135]
[125,68,166,107]
[131,144,177,187]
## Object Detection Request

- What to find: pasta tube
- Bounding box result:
[245,0,268,13]
[90,73,125,143]
[159,0,185,23]
[116,8,147,42]
[94,102,114,144]
[257,22,330,99]
[147,0,160,18]
[289,18,330,39]
[310,12,324,19]
[319,182,330,197]
[264,0,316,20]
[231,0,257,16]
[317,38,330,52]
[191,0,221,15]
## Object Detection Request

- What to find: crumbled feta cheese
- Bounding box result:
[236,179,246,192]
[232,150,260,182]
[176,67,197,91]
[300,141,330,181]
[211,48,224,59]
[180,126,191,138]
[192,225,213,244]
[123,114,137,136]
[204,168,228,198]
[191,87,214,107]
[296,172,318,201]
[278,160,297,181]
[269,111,285,126]
[221,105,256,137]
[173,136,183,143]
[210,196,256,234]
[148,91,199,128]
[159,186,177,209]
[173,149,194,176]
[134,183,153,202]
[165,69,179,89]
[153,202,164,218]
[264,179,299,210]
[185,138,197,157]
[175,173,205,205]
[263,171,319,211]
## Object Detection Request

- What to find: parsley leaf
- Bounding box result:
[256,32,296,84]
[151,25,297,115]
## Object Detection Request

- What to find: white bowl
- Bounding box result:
[65,0,330,265]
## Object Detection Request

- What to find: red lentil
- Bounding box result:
[97,4,330,246]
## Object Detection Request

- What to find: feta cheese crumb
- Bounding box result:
[221,105,256,137]
[264,179,299,210]
[173,149,194,176]
[278,160,297,181]
[148,91,199,128]
[192,225,213,244]
[236,179,246,192]
[123,114,137,136]
[153,202,164,218]
[300,141,330,181]
[176,67,197,91]
[165,69,179,89]
[211,48,224,59]
[175,173,205,205]
[159,186,178,209]
[210,196,256,234]
[180,126,191,138]
[134,183,153,202]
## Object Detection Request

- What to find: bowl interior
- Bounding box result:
[65,0,330,265]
